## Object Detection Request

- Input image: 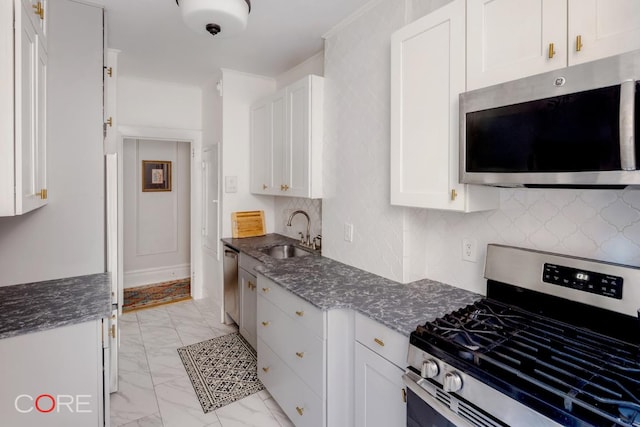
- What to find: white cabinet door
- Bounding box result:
[15,0,47,215]
[250,99,273,194]
[390,0,498,212]
[271,90,287,194]
[284,78,311,197]
[354,343,406,427]
[568,0,640,65]
[239,267,257,349]
[466,0,567,91]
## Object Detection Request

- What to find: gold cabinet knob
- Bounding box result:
[548,42,556,58]
[262,366,270,373]
[296,406,304,416]
[32,2,44,19]
[280,184,289,191]
[295,310,304,317]
[248,281,255,290]
[576,35,583,52]
[374,338,385,347]
[262,184,268,190]
[262,287,270,293]
[261,321,270,327]
[295,351,305,358]
[35,189,47,199]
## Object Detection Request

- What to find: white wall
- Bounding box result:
[322,0,640,294]
[123,139,191,288]
[0,0,104,286]
[275,51,324,90]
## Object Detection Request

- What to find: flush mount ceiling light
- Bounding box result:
[176,0,251,37]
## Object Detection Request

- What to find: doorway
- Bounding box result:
[121,138,191,310]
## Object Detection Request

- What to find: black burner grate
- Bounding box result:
[413,299,640,427]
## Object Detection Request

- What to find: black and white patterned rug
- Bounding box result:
[177,332,265,413]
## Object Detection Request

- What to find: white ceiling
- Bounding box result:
[93,0,373,86]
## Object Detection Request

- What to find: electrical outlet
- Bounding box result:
[462,238,477,262]
[344,223,353,242]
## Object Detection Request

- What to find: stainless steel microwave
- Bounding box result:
[459,49,640,188]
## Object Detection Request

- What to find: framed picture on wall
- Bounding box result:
[142,160,172,192]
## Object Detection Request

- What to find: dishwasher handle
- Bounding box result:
[224,249,239,259]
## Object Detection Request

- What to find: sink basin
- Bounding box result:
[260,244,312,259]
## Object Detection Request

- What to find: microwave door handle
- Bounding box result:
[619,80,635,171]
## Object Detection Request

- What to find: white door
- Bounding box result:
[466,0,567,90]
[568,0,640,65]
[202,145,220,257]
[106,154,119,392]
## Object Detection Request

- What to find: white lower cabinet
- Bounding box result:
[0,320,107,427]
[354,313,407,427]
[256,275,352,427]
[239,253,260,349]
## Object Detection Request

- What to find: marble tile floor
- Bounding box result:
[110,298,295,427]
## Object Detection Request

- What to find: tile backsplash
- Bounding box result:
[274,197,322,243]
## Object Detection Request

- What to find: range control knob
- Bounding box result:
[443,372,463,393]
[421,359,439,379]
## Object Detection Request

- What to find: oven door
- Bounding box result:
[403,373,475,427]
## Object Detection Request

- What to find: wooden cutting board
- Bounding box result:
[231,210,266,238]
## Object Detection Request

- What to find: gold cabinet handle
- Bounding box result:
[32,2,44,20]
[295,351,305,358]
[374,338,385,347]
[280,184,289,191]
[295,310,304,317]
[261,321,270,326]
[248,281,254,289]
[262,366,270,373]
[402,388,407,403]
[262,184,268,190]
[576,35,583,52]
[450,189,457,201]
[110,324,116,339]
[262,287,270,293]
[548,42,556,58]
[296,406,304,416]
[35,188,48,199]
[106,117,113,127]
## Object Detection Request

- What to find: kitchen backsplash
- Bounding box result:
[274,197,322,243]
[321,0,640,295]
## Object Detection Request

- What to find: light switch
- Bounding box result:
[225,176,238,193]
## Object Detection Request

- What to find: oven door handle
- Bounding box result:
[402,372,476,427]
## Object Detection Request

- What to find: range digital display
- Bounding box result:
[543,263,623,299]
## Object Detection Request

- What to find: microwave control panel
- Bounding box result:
[543,263,623,299]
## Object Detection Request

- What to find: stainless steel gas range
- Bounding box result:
[404,244,640,427]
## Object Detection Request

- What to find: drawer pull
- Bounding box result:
[261,321,270,327]
[295,351,305,358]
[262,366,270,373]
[248,281,254,289]
[262,287,270,293]
[296,406,304,416]
[295,310,304,317]
[374,338,385,347]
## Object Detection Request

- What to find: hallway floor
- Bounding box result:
[110,298,294,427]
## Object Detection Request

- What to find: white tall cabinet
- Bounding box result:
[250,75,323,199]
[0,0,48,216]
[467,0,640,90]
[390,0,499,212]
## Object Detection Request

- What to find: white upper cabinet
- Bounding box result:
[0,0,48,216]
[468,0,640,90]
[467,0,566,91]
[250,75,323,199]
[568,0,640,65]
[390,0,498,212]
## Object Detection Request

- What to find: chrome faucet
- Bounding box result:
[286,210,311,247]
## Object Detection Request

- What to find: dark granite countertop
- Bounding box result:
[222,234,482,337]
[0,273,112,340]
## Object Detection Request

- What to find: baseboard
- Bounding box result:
[124,264,190,288]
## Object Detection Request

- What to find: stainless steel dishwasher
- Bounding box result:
[223,245,239,324]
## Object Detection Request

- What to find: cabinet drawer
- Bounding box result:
[258,276,325,338]
[258,294,325,396]
[355,312,408,369]
[258,338,324,427]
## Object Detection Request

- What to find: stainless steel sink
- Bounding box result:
[260,244,312,259]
